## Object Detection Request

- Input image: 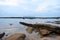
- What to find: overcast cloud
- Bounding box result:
[0,0,60,17]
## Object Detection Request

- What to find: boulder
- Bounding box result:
[5,33,26,40]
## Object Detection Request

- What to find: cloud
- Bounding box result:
[0,0,60,17]
[32,0,39,3]
[33,0,59,13]
[35,4,48,13]
[0,0,18,6]
[19,0,28,4]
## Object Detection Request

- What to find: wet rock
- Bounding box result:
[20,22,60,37]
[0,32,5,40]
[5,33,26,40]
[26,27,34,33]
[40,29,50,35]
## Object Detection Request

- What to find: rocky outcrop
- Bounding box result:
[20,22,60,37]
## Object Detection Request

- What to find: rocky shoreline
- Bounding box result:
[4,33,60,40]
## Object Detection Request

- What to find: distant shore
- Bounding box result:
[0,17,60,19]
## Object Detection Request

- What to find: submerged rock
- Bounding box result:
[26,27,34,34]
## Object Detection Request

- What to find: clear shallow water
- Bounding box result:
[0,19,60,36]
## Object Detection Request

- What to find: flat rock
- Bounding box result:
[5,33,26,40]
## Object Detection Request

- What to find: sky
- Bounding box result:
[0,0,60,17]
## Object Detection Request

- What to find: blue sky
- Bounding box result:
[0,0,60,17]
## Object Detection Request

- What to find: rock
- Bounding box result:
[0,32,5,40]
[5,33,26,40]
[40,29,50,35]
[26,27,34,33]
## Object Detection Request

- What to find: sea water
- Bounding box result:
[0,19,60,40]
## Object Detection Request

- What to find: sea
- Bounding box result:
[0,19,60,40]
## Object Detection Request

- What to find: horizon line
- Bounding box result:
[0,17,60,19]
